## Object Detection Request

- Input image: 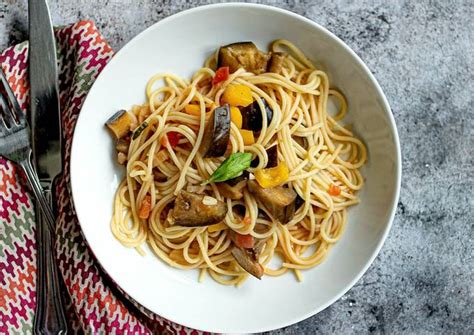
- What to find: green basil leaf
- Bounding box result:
[203,152,252,184]
[132,121,148,139]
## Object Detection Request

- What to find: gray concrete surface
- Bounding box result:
[1,0,473,334]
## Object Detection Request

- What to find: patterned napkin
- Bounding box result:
[0,21,206,335]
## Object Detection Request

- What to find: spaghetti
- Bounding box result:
[108,40,367,286]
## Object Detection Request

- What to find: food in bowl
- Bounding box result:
[105,40,367,286]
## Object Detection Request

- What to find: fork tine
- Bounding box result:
[0,93,17,128]
[0,68,25,126]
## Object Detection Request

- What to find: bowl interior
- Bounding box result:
[71,4,400,333]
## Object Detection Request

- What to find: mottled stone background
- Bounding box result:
[1,0,473,334]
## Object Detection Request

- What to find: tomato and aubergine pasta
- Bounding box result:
[109,39,367,286]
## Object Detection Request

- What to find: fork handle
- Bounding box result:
[21,156,55,232]
[20,156,68,335]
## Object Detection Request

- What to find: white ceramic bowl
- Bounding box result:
[71,3,401,333]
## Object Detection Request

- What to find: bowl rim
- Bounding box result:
[70,2,401,333]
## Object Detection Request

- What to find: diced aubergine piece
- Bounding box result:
[231,246,264,279]
[251,238,268,260]
[169,190,227,227]
[265,145,279,168]
[251,145,278,168]
[247,180,297,224]
[132,121,148,140]
[216,179,247,200]
[226,171,249,186]
[105,110,134,139]
[295,194,305,211]
[199,104,230,157]
[240,99,273,132]
[268,52,287,74]
[218,42,271,75]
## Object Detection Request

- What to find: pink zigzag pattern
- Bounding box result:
[0,156,36,334]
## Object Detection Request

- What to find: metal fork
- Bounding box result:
[0,69,67,334]
[0,70,55,232]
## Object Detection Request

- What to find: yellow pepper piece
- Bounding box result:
[239,129,255,145]
[254,162,289,188]
[208,222,228,233]
[222,84,253,107]
[184,104,201,116]
[230,106,243,128]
